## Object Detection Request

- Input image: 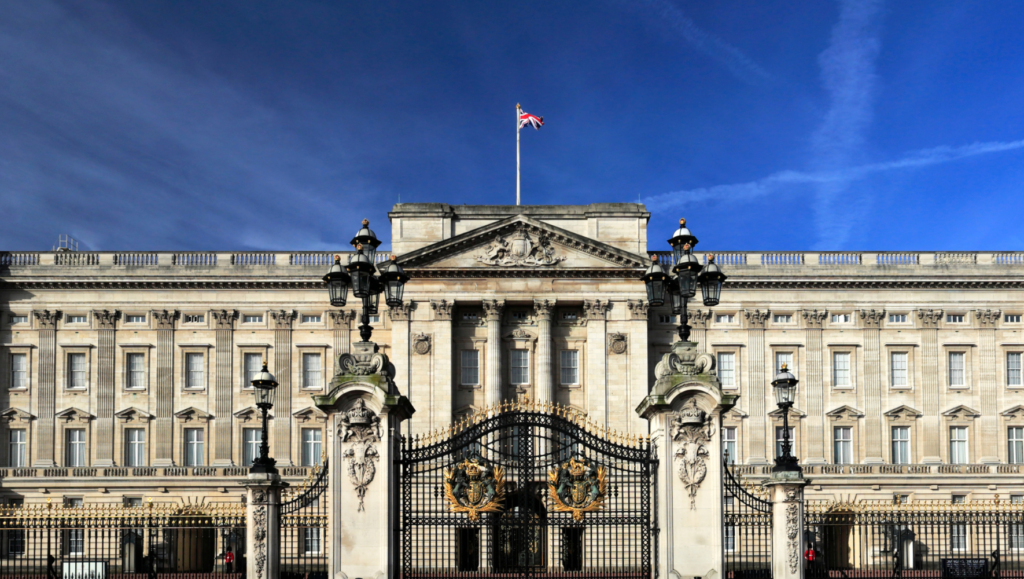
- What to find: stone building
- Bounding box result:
[0,202,1022,505]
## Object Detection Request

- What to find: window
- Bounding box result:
[1012,519,1024,551]
[9,315,27,324]
[303,524,322,554]
[184,428,204,467]
[125,314,146,324]
[8,429,26,467]
[243,353,262,388]
[832,352,851,387]
[723,427,736,464]
[462,312,478,321]
[185,353,205,389]
[658,315,675,324]
[511,311,527,320]
[124,428,145,467]
[460,351,480,386]
[716,314,735,323]
[126,353,145,389]
[773,314,792,323]
[1007,315,1022,323]
[833,427,853,465]
[1011,427,1024,465]
[7,498,24,554]
[892,426,910,465]
[889,314,908,323]
[947,314,965,323]
[9,353,26,389]
[724,525,736,553]
[302,314,321,323]
[183,314,205,323]
[775,426,794,459]
[65,429,86,467]
[510,350,529,385]
[66,498,84,554]
[775,352,793,375]
[951,495,967,550]
[302,429,323,467]
[559,350,579,385]
[1009,353,1022,387]
[896,494,909,504]
[66,315,87,324]
[950,426,969,464]
[368,314,380,323]
[891,352,908,387]
[718,353,736,388]
[831,314,851,323]
[561,311,578,321]
[948,353,965,387]
[243,428,262,467]
[243,314,263,323]
[67,353,86,389]
[302,353,322,389]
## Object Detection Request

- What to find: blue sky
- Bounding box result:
[2,0,1024,252]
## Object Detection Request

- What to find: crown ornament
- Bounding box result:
[677,398,706,426]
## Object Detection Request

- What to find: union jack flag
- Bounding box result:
[518,109,544,130]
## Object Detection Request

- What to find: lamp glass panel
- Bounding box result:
[701,278,722,307]
[328,278,348,307]
[680,270,698,298]
[256,386,271,405]
[774,382,795,405]
[646,278,667,307]
[351,270,371,298]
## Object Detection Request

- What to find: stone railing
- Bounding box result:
[729,463,1016,476]
[0,250,392,273]
[649,250,1024,270]
[0,466,314,479]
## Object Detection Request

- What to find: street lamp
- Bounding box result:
[642,218,728,342]
[323,219,410,343]
[249,360,279,474]
[771,363,801,473]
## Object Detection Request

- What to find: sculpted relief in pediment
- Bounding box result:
[476,228,566,267]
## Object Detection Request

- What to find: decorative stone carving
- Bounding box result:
[654,342,716,389]
[884,405,922,422]
[327,309,356,329]
[92,310,119,330]
[388,302,414,322]
[0,408,34,424]
[210,309,238,330]
[508,328,532,340]
[671,398,715,509]
[339,399,381,442]
[444,454,507,521]
[430,299,453,320]
[976,309,1001,327]
[942,404,981,422]
[33,310,61,330]
[343,442,378,512]
[916,309,943,328]
[583,299,609,320]
[826,405,865,422]
[339,399,382,512]
[533,299,554,319]
[252,491,268,579]
[802,309,828,328]
[858,309,885,328]
[482,299,505,321]
[785,489,800,574]
[744,309,770,329]
[151,310,179,330]
[548,456,608,521]
[337,342,393,377]
[270,310,296,330]
[609,333,628,355]
[413,333,431,355]
[475,226,565,267]
[626,300,650,320]
[686,309,712,329]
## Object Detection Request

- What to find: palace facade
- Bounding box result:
[1,202,1022,505]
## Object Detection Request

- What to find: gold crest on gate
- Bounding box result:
[443,456,506,521]
[548,456,608,521]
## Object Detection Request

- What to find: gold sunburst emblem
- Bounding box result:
[548,456,608,521]
[443,456,506,521]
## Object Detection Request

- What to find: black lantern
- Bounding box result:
[642,256,670,307]
[366,277,381,316]
[379,255,410,308]
[697,255,727,307]
[249,360,279,474]
[771,363,800,473]
[667,218,698,265]
[322,255,351,307]
[673,244,702,299]
[347,245,375,299]
[350,219,382,265]
[668,277,683,316]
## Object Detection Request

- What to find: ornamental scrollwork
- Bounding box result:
[413,333,431,355]
[548,456,608,521]
[338,399,381,443]
[338,350,389,376]
[443,455,506,521]
[672,398,715,510]
[476,227,565,267]
[343,442,378,512]
[785,489,800,574]
[252,491,268,579]
[609,333,627,355]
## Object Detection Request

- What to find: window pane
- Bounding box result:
[560,350,578,385]
[302,429,323,466]
[10,353,26,389]
[243,429,262,467]
[127,353,145,389]
[510,350,529,385]
[186,353,204,389]
[723,427,736,464]
[185,428,204,467]
[892,426,910,465]
[775,352,793,374]
[948,353,965,386]
[775,426,794,458]
[891,352,908,387]
[833,353,851,387]
[68,353,86,388]
[718,353,735,388]
[833,427,852,465]
[66,429,86,467]
[1011,427,1024,465]
[460,351,479,386]
[8,429,25,468]
[950,426,968,464]
[1009,353,1022,386]
[303,353,322,389]
[244,353,262,388]
[124,429,145,467]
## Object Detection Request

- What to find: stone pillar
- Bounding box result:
[638,340,729,579]
[584,300,610,426]
[389,302,413,401]
[328,310,356,376]
[94,310,119,467]
[767,473,808,579]
[534,299,554,403]
[430,300,454,429]
[152,310,178,467]
[918,309,943,463]
[860,309,886,464]
[744,310,770,465]
[627,300,651,436]
[271,310,296,466]
[802,310,827,464]
[482,299,505,406]
[33,310,59,467]
[977,309,1001,463]
[211,310,238,467]
[687,308,711,352]
[245,472,287,579]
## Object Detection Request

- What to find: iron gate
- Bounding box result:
[723,461,773,579]
[398,401,657,578]
[281,459,329,579]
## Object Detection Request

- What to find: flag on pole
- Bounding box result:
[518,109,544,130]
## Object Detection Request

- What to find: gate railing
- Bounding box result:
[0,500,246,578]
[280,456,329,579]
[723,459,773,579]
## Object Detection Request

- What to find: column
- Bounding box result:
[534,299,554,403]
[627,299,651,436]
[32,310,59,467]
[94,310,119,467]
[212,310,238,467]
[860,309,885,464]
[245,472,286,579]
[584,300,610,426]
[389,303,413,399]
[430,300,454,429]
[977,309,1001,463]
[152,310,178,467]
[744,310,770,465]
[918,309,943,463]
[687,309,711,351]
[482,299,505,406]
[328,310,355,376]
[767,474,808,579]
[802,310,827,464]
[271,310,296,467]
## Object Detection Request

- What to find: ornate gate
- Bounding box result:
[723,462,773,579]
[398,400,657,578]
[280,459,329,579]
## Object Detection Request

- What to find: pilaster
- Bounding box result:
[32,310,59,467]
[328,310,356,375]
[271,310,296,467]
[152,309,178,467]
[430,300,454,430]
[744,309,770,465]
[211,309,238,466]
[627,299,650,436]
[534,299,554,403]
[388,302,414,403]
[918,309,943,463]
[584,299,609,427]
[245,473,287,579]
[686,309,711,352]
[802,310,827,464]
[482,299,505,406]
[977,309,1001,463]
[860,309,885,464]
[93,310,119,467]
[767,474,807,579]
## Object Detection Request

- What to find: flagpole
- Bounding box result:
[516,103,521,206]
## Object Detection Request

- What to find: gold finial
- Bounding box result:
[781,363,788,371]
[707,254,716,263]
[334,254,341,263]
[356,243,364,251]
[680,218,686,226]
[362,218,369,227]
[651,254,659,262]
[391,254,397,261]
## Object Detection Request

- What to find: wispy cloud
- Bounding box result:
[643,138,1024,212]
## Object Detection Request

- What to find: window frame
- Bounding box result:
[181,349,209,391]
[300,314,323,324]
[888,313,909,324]
[238,348,269,390]
[831,351,853,389]
[510,349,530,386]
[460,349,481,387]
[7,428,26,468]
[949,426,970,465]
[772,314,794,325]
[184,427,206,467]
[774,425,795,460]
[559,350,579,386]
[124,428,146,467]
[947,351,968,389]
[64,428,88,468]
[64,314,89,326]
[715,313,736,324]
[121,348,150,391]
[1010,426,1024,465]
[833,426,853,465]
[1008,352,1023,388]
[297,346,328,391]
[8,314,29,326]
[946,314,966,324]
[7,349,30,391]
[773,351,795,375]
[63,349,91,391]
[242,313,265,324]
[723,426,737,465]
[717,351,738,390]
[301,428,324,467]
[124,314,147,325]
[831,313,852,324]
[242,427,263,467]
[891,425,911,465]
[889,350,911,389]
[182,313,206,325]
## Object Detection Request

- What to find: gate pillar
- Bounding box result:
[637,340,737,579]
[766,473,807,579]
[313,340,414,579]
[245,472,287,579]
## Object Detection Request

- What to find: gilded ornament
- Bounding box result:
[547,456,608,521]
[443,455,506,522]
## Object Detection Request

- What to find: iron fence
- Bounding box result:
[280,457,329,579]
[723,461,773,579]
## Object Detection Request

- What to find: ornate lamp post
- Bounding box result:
[323,219,410,343]
[643,218,728,341]
[249,360,279,474]
[771,363,801,473]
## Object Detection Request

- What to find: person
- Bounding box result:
[225,547,235,573]
[804,546,817,578]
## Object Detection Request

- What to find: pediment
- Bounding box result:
[884,405,922,420]
[114,407,154,422]
[293,406,329,423]
[722,406,748,421]
[1002,405,1024,419]
[943,404,980,419]
[0,408,34,423]
[398,215,645,275]
[768,406,805,419]
[826,405,865,420]
[174,407,213,423]
[233,406,272,422]
[56,407,94,422]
